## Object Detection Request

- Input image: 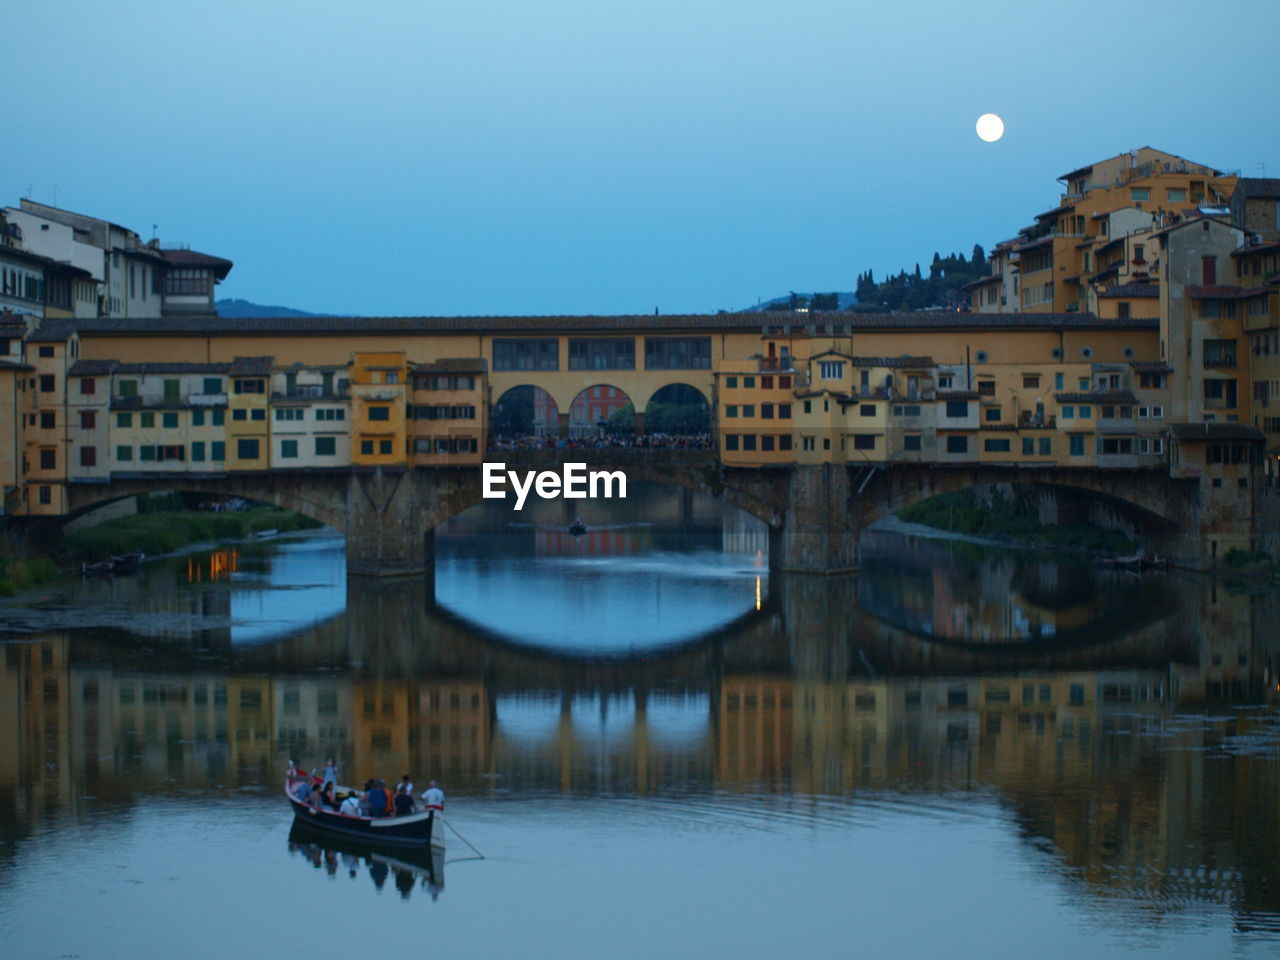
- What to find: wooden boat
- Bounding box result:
[285,776,445,850]
[82,560,115,576]
[109,551,146,573]
[287,823,444,895]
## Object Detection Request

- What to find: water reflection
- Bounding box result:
[287,824,444,900]
[2,490,1280,952]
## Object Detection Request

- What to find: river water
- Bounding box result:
[2,484,1279,959]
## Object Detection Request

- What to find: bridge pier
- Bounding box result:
[777,464,863,573]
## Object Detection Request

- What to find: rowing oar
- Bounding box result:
[442,816,485,859]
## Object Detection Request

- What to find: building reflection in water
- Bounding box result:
[186,548,240,584]
[2,529,1280,934]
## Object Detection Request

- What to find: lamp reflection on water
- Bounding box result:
[185,548,239,583]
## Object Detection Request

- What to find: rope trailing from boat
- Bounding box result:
[441,816,485,859]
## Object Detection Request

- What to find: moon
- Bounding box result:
[976,113,1005,143]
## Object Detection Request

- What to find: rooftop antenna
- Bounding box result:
[151,224,158,241]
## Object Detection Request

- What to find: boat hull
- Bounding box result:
[286,789,443,849]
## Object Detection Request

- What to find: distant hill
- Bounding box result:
[216,298,331,318]
[745,292,859,312]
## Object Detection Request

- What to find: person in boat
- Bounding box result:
[421,780,445,811]
[339,789,363,818]
[317,781,340,811]
[322,758,339,788]
[367,779,393,818]
[399,773,414,796]
[393,783,416,817]
[293,778,313,803]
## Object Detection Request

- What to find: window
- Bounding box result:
[80,377,96,395]
[937,375,953,389]
[1062,406,1074,419]
[138,412,153,429]
[945,400,968,418]
[38,486,51,505]
[860,404,875,417]
[116,445,132,462]
[80,447,96,467]
[743,376,755,388]
[139,445,156,461]
[232,409,247,421]
[741,405,755,418]
[761,376,773,389]
[202,377,223,394]
[1118,302,1130,319]
[801,436,815,451]
[903,434,922,451]
[945,435,968,454]
[778,403,791,419]
[1204,379,1238,407]
[724,434,739,451]
[1079,406,1091,419]
[237,438,260,460]
[39,449,56,469]
[361,440,373,455]
[192,409,205,427]
[38,345,54,358]
[761,435,775,451]
[761,403,775,419]
[984,408,1002,422]
[802,400,811,414]
[234,379,265,394]
[211,441,225,461]
[191,442,206,462]
[644,337,712,370]
[1069,435,1085,456]
[1038,437,1052,455]
[1203,339,1237,368]
[162,412,179,428]
[1166,187,1186,203]
[725,376,738,389]
[568,338,635,370]
[79,410,96,429]
[212,409,225,426]
[1022,438,1034,455]
[40,411,55,429]
[725,405,738,418]
[281,440,298,459]
[1130,188,1149,201]
[853,434,875,450]
[778,435,792,451]
[983,438,1010,452]
[741,435,757,451]
[39,374,55,392]
[818,360,845,380]
[368,406,390,421]
[315,437,336,456]
[893,404,922,417]
[250,409,265,421]
[1022,375,1039,389]
[1054,373,1064,389]
[977,380,995,396]
[1138,373,1166,389]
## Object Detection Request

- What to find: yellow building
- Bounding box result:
[350,351,409,467]
[409,358,487,467]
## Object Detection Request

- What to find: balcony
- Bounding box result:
[757,356,794,372]
[272,384,348,401]
[1018,412,1056,429]
[111,392,227,410]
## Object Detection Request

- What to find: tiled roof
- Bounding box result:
[159,248,234,279]
[1097,283,1159,298]
[412,357,489,372]
[0,359,34,371]
[1130,361,1173,373]
[1169,422,1265,442]
[1185,285,1268,300]
[1035,203,1075,220]
[113,362,230,374]
[25,319,76,342]
[68,359,118,376]
[1013,235,1055,252]
[1232,240,1280,257]
[228,355,274,375]
[1054,391,1138,404]
[962,275,1002,290]
[64,312,1156,337]
[1232,178,1280,200]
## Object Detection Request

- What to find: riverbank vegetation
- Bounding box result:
[897,489,1137,554]
[0,558,62,597]
[63,504,323,562]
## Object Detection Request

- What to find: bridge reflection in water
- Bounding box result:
[4,537,1280,933]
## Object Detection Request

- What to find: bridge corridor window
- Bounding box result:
[281,440,298,459]
[211,442,225,461]
[192,443,205,462]
[79,447,96,467]
[724,435,739,451]
[116,445,132,462]
[379,440,393,455]
[237,439,260,460]
[762,403,775,419]
[163,413,179,428]
[80,411,95,429]
[494,338,558,371]
[1022,438,1034,455]
[315,437,336,456]
[232,410,247,421]
[1069,436,1085,456]
[725,377,738,388]
[118,379,138,398]
[569,338,635,370]
[368,406,391,421]
[903,435,921,451]
[983,438,1011,453]
[945,436,967,454]
[944,400,968,418]
[853,435,875,450]
[644,337,711,370]
[741,435,757,451]
[251,409,266,421]
[139,446,156,462]
[1039,438,1052,455]
[779,435,792,451]
[779,403,791,418]
[985,408,1002,422]
[761,436,775,451]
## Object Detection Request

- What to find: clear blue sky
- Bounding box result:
[7,0,1279,316]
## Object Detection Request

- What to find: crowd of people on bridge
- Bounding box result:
[488,432,714,451]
